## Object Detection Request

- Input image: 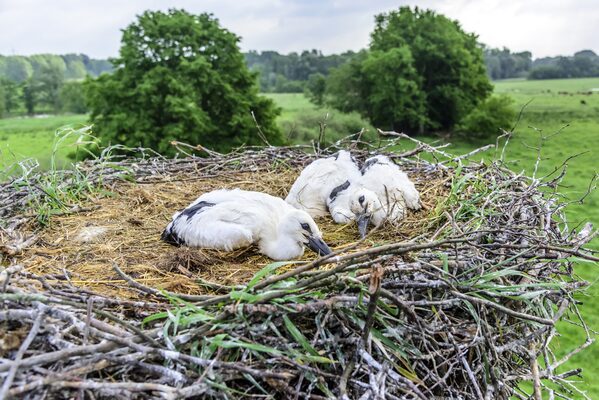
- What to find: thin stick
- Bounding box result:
[0,307,46,398]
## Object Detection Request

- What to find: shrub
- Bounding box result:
[455,95,515,139]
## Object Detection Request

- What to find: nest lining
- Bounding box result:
[20,165,449,299]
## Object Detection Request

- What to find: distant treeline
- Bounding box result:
[484,48,599,80]
[244,50,355,92]
[245,48,599,90]
[0,53,112,117]
[2,45,599,118]
[529,50,599,79]
[483,47,532,80]
[0,54,112,82]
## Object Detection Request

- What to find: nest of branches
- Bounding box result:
[1,134,597,400]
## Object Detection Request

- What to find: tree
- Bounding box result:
[0,84,5,117]
[483,47,532,80]
[60,81,87,113]
[528,50,599,80]
[359,48,427,132]
[36,64,65,112]
[370,7,492,131]
[22,79,38,115]
[325,52,370,116]
[244,50,356,92]
[326,7,492,134]
[0,78,20,116]
[85,10,281,154]
[304,73,326,105]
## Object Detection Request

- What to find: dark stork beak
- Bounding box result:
[357,213,371,239]
[306,236,332,256]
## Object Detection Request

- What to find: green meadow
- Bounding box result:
[0,78,598,397]
[0,114,88,173]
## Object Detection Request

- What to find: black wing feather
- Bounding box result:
[161,201,216,246]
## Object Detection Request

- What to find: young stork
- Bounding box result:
[161,189,332,261]
[328,154,421,237]
[285,150,361,218]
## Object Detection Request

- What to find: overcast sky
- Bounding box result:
[0,0,597,59]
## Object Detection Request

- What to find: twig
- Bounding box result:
[0,307,46,398]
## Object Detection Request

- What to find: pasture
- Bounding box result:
[1,78,598,396]
[0,114,88,174]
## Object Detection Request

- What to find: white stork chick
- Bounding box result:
[285,150,361,218]
[161,189,332,261]
[328,155,421,237]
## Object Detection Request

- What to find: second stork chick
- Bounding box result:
[285,150,361,218]
[328,154,421,237]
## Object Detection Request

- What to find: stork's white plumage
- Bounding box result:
[285,151,361,218]
[327,185,381,224]
[328,154,421,237]
[161,189,332,260]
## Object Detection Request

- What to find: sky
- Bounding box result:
[0,0,597,59]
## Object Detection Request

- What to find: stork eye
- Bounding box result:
[300,222,312,233]
[358,195,365,204]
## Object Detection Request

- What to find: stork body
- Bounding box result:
[161,189,331,260]
[360,155,421,211]
[285,151,361,218]
[328,154,421,237]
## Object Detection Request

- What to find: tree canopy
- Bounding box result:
[85,9,282,154]
[325,7,493,134]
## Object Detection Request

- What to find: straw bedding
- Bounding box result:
[20,164,448,299]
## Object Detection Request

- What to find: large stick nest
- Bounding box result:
[0,137,597,399]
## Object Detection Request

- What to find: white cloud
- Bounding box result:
[0,0,597,58]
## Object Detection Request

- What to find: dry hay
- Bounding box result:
[21,164,449,299]
[1,140,597,400]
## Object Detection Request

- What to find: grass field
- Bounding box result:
[0,114,88,174]
[1,79,598,397]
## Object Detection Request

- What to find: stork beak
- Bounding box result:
[306,236,332,256]
[357,213,371,239]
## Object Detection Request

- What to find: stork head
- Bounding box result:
[281,210,332,257]
[349,189,383,238]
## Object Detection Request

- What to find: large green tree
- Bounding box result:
[326,7,492,134]
[85,10,282,154]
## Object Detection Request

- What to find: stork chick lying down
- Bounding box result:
[327,154,421,237]
[161,189,332,260]
[285,150,361,218]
